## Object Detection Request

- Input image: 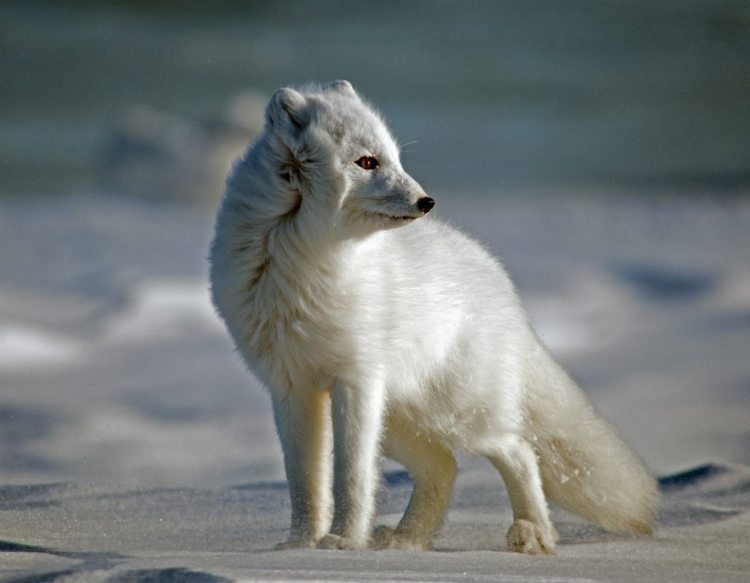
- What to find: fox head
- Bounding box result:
[259,80,434,236]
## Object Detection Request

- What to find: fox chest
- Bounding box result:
[241,282,354,390]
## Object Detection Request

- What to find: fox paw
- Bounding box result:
[316,533,367,550]
[506,519,557,555]
[372,525,428,551]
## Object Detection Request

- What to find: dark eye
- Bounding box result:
[355,156,379,170]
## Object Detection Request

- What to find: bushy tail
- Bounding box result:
[525,352,659,534]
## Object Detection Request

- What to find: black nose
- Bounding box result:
[417,196,435,214]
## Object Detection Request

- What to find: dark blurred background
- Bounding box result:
[2,0,749,202]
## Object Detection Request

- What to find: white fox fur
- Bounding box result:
[209,80,659,554]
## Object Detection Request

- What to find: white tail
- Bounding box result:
[525,350,659,533]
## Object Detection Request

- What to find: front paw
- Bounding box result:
[506,519,557,555]
[316,533,368,550]
[372,525,428,551]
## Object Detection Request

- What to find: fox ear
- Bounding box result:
[266,87,309,133]
[326,80,356,96]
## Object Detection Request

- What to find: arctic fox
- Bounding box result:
[209,81,658,554]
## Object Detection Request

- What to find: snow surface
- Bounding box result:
[1,192,749,581]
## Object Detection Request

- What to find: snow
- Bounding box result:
[1,192,749,581]
[0,325,81,371]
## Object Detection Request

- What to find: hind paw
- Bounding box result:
[372,525,428,551]
[506,519,557,555]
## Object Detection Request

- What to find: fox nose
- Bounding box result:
[417,196,435,214]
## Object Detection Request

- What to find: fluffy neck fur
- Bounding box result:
[225,138,332,270]
[212,134,376,345]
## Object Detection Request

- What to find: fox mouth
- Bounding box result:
[365,211,420,222]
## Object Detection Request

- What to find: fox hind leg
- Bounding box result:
[483,433,558,554]
[374,419,457,551]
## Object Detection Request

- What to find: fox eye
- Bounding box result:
[355,156,380,170]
